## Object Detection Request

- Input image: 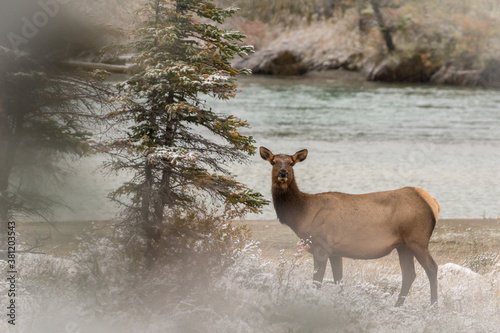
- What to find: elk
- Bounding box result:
[260,147,440,306]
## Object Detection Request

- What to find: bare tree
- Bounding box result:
[369,0,395,52]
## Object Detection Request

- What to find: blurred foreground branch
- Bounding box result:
[0,1,113,251]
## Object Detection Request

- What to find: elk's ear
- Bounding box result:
[260,146,274,162]
[292,149,308,163]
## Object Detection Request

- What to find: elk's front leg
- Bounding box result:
[313,256,327,288]
[330,255,343,284]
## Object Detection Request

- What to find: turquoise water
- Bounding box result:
[55,72,500,220]
[215,72,500,219]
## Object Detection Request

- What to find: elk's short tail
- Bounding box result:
[415,187,440,222]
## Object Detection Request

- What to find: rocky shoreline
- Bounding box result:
[233,47,500,89]
[75,39,500,89]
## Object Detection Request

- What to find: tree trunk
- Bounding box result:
[369,0,395,53]
[151,114,177,252]
[143,159,163,266]
[0,102,9,234]
[355,0,365,33]
[0,101,17,252]
[152,168,171,230]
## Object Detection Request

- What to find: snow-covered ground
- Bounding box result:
[1,238,499,333]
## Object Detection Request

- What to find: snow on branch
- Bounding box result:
[147,147,200,166]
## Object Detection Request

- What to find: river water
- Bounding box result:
[54,71,500,221]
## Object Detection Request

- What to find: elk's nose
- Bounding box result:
[279,170,288,178]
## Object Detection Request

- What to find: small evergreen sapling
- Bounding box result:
[106,0,268,260]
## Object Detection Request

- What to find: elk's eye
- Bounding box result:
[271,161,276,165]
[290,162,295,166]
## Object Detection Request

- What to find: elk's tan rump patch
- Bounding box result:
[415,187,440,220]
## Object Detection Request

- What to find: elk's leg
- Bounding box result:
[313,256,327,288]
[395,246,416,307]
[412,246,438,305]
[329,255,343,284]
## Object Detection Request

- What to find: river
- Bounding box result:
[53,71,500,221]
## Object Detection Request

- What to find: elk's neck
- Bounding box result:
[272,179,306,231]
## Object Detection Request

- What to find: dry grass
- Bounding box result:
[234,218,500,264]
[7,217,500,332]
[17,220,115,256]
[20,217,499,269]
[233,217,500,301]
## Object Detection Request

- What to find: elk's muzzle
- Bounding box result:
[278,170,288,181]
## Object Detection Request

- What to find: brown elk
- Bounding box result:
[260,147,440,306]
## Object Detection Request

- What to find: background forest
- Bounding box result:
[78,0,500,85]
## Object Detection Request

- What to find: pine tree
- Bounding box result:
[0,40,111,250]
[106,0,268,260]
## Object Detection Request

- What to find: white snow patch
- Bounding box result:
[440,263,481,278]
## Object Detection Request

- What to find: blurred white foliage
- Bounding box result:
[1,237,499,333]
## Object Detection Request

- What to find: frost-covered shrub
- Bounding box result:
[226,240,273,291]
[274,239,311,301]
[4,217,500,333]
[153,212,252,288]
[4,238,500,333]
[463,251,499,273]
[70,226,138,316]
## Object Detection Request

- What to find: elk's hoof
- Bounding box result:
[395,297,405,307]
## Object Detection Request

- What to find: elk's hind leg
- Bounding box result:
[330,255,343,284]
[412,246,438,305]
[395,246,416,306]
[313,256,327,288]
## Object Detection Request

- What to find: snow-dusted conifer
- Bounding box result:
[106,0,267,261]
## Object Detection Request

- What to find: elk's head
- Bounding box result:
[260,147,308,190]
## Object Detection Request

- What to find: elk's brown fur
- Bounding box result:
[260,147,440,306]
